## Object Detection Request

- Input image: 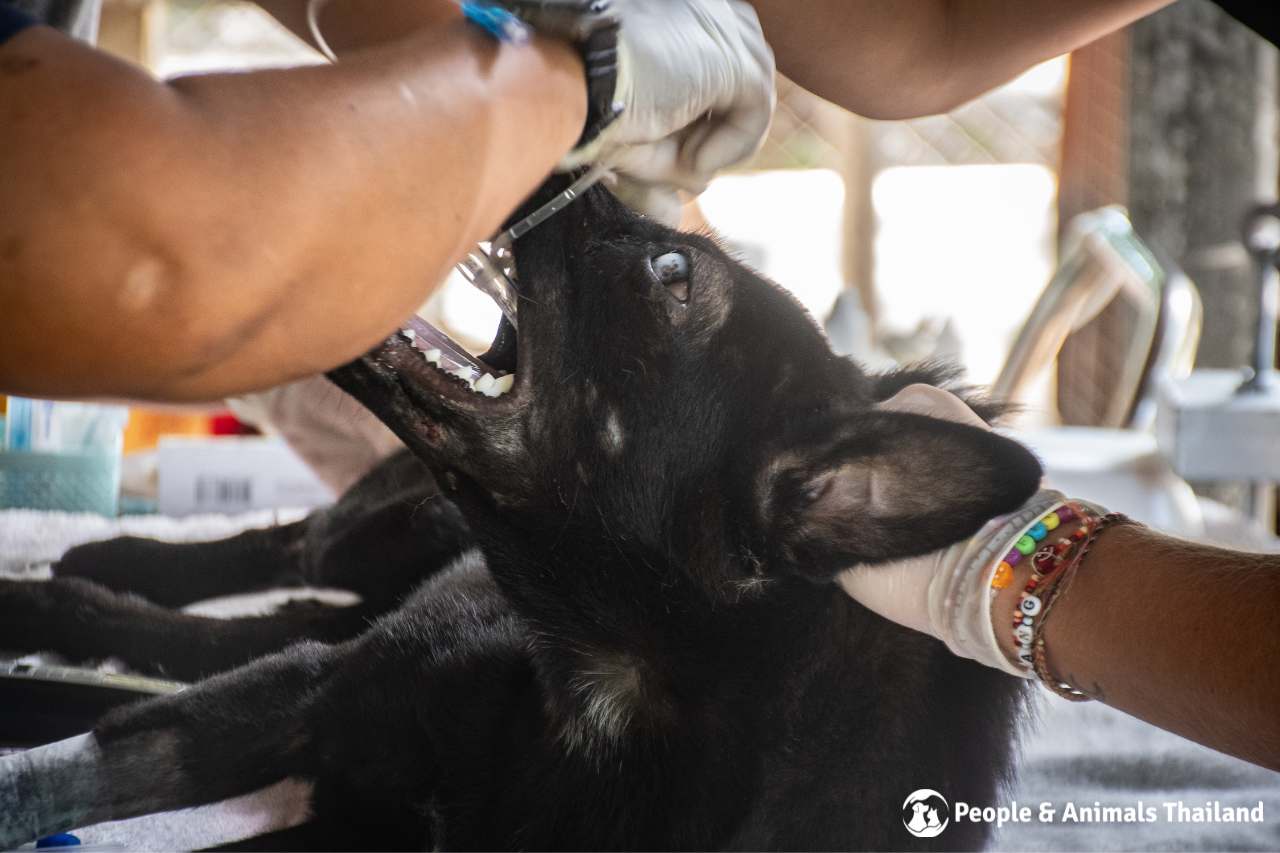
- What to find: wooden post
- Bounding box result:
[1127,0,1278,371]
[96,0,162,69]
[839,115,879,340]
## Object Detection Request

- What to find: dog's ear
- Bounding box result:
[765,411,1041,580]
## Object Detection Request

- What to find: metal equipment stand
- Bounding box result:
[1157,204,1280,536]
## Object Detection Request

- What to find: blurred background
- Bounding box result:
[3,0,1278,538]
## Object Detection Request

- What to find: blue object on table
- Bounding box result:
[0,399,128,516]
[37,833,81,848]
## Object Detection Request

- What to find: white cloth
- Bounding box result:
[228,376,403,495]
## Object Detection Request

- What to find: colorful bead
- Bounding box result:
[1006,550,1023,567]
[991,562,1013,589]
[1015,535,1036,555]
[1033,547,1056,571]
[1028,522,1048,540]
[1019,595,1043,616]
[1043,512,1060,531]
[1057,505,1076,523]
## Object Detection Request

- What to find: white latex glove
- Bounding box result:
[836,385,1069,676]
[565,0,776,223]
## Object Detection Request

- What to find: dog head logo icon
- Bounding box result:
[902,789,950,838]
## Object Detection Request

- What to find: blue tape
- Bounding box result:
[461,2,531,43]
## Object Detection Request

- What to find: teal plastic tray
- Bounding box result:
[0,449,122,516]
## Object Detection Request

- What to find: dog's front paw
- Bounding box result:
[52,538,127,585]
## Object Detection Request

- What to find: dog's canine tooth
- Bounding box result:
[475,374,496,394]
[401,327,417,341]
[492,374,515,396]
[425,349,443,365]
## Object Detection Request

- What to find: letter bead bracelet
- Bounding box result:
[1007,508,1099,672]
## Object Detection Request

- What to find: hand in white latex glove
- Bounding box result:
[566,0,776,223]
[836,385,1065,676]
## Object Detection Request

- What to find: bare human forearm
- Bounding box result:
[254,0,460,54]
[993,520,1280,771]
[0,14,583,402]
[751,0,1174,119]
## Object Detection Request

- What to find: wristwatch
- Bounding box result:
[472,0,623,150]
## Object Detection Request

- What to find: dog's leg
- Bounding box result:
[52,459,468,614]
[0,557,503,850]
[0,641,340,848]
[0,576,376,680]
[52,521,311,608]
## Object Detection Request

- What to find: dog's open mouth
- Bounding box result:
[395,313,516,399]
[346,175,587,419]
[381,246,525,411]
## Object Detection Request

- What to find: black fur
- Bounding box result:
[0,185,1041,850]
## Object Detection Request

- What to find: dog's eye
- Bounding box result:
[649,251,690,303]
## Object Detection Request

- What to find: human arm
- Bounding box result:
[749,0,1174,119]
[991,519,1280,772]
[842,385,1280,772]
[0,10,584,402]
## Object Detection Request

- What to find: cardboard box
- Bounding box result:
[158,436,333,517]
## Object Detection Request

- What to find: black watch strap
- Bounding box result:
[497,0,623,149]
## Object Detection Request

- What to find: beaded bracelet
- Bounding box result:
[1009,509,1099,669]
[990,503,1078,594]
[958,492,1070,677]
[1031,513,1133,701]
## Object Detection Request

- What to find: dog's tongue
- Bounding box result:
[400,315,489,385]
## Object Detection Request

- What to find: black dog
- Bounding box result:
[0,184,1041,850]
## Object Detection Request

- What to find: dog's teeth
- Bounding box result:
[425,349,443,365]
[491,374,515,396]
[401,327,416,341]
[475,374,496,394]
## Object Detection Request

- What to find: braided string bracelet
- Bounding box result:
[1030,513,1134,701]
[1009,507,1100,670]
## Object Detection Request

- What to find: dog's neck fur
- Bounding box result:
[456,491,846,761]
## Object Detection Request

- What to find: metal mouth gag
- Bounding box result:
[457,163,613,331]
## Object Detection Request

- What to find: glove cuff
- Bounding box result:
[928,490,1069,677]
